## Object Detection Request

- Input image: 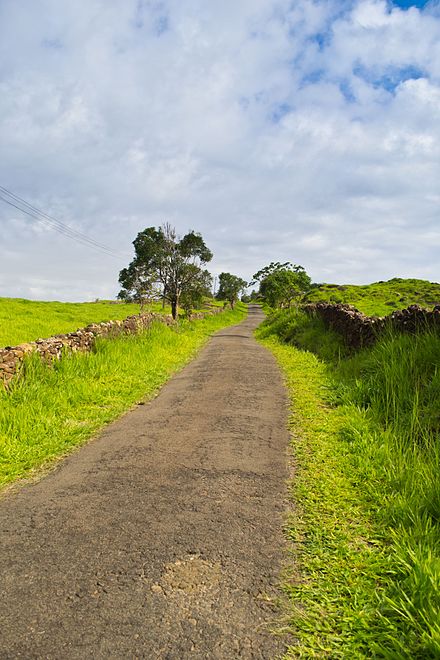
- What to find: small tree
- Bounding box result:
[216,272,247,309]
[118,224,213,320]
[118,263,157,313]
[180,268,213,317]
[252,262,311,309]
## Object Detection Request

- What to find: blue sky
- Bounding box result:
[0,0,439,300]
[392,1,430,7]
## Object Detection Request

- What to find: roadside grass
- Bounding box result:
[0,304,246,488]
[257,311,440,658]
[305,278,440,316]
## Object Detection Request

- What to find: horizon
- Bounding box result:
[1,274,439,304]
[1,0,439,301]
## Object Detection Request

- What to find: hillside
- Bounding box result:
[0,298,153,348]
[0,297,225,348]
[305,278,440,316]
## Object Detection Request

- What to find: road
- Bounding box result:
[0,306,290,659]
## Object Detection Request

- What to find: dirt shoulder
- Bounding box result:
[0,305,290,659]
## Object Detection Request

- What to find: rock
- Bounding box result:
[304,302,438,349]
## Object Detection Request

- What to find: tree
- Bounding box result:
[180,268,213,317]
[252,262,311,309]
[118,224,213,320]
[251,261,292,286]
[216,272,247,309]
[117,262,157,313]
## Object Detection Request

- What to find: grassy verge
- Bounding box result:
[257,311,440,658]
[0,304,246,488]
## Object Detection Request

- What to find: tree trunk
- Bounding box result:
[171,299,178,320]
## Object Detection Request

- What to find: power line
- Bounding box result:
[0,192,121,258]
[0,185,124,258]
[0,185,128,260]
[0,195,122,257]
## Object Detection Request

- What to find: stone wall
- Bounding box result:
[304,302,440,349]
[0,308,221,387]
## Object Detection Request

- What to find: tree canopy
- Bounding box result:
[118,224,213,319]
[252,262,311,309]
[216,272,247,309]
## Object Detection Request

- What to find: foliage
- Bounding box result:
[180,269,212,317]
[117,262,158,312]
[305,278,440,316]
[251,261,292,285]
[258,308,345,362]
[258,309,440,657]
[216,272,247,309]
[240,288,259,303]
[0,304,247,487]
[252,262,311,309]
[118,223,213,319]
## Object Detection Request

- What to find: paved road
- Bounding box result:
[0,306,290,659]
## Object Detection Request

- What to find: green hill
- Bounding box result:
[0,296,223,348]
[305,278,440,316]
[0,298,148,348]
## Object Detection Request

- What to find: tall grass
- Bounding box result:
[339,330,440,446]
[0,305,246,488]
[338,329,440,658]
[258,309,440,657]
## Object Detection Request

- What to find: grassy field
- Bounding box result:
[0,304,246,488]
[0,297,223,348]
[258,310,440,658]
[305,278,440,316]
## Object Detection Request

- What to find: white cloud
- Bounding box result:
[0,0,439,301]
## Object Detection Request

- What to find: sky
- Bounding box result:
[0,0,439,301]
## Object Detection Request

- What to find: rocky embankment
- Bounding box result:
[304,302,440,348]
[0,309,219,387]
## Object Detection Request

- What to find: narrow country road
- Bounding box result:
[0,306,290,659]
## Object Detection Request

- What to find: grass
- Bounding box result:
[257,310,440,657]
[0,303,247,488]
[0,297,224,348]
[0,298,151,347]
[305,278,440,316]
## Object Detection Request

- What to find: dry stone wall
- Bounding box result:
[304,302,440,349]
[0,309,221,387]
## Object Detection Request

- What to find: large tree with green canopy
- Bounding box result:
[252,261,312,309]
[118,223,213,319]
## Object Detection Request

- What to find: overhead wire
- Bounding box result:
[0,185,128,259]
[0,185,124,258]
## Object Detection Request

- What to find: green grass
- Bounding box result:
[0,304,247,488]
[257,310,440,658]
[0,296,225,348]
[0,298,151,347]
[305,278,440,316]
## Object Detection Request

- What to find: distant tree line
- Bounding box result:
[118,223,312,318]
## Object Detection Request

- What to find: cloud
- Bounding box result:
[0,0,439,301]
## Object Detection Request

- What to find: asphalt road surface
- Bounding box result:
[0,306,290,659]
